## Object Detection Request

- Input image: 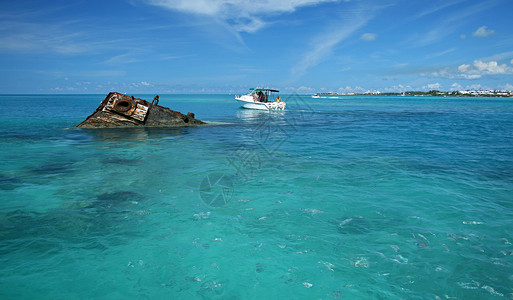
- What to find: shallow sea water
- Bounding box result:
[1,94,513,299]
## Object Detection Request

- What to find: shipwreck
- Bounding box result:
[76,92,206,128]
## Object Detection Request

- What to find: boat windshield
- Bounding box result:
[250,88,280,103]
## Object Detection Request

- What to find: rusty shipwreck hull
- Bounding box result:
[76,92,206,128]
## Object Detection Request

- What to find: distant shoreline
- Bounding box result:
[313,90,513,98]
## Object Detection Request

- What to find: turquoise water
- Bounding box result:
[1,94,512,299]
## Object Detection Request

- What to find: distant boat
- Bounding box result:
[235,88,286,110]
[312,92,351,99]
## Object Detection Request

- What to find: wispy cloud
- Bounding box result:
[482,51,513,62]
[34,69,127,81]
[0,4,166,57]
[472,25,495,37]
[145,0,338,33]
[0,20,87,54]
[290,4,382,80]
[360,33,377,41]
[103,50,194,65]
[414,26,450,47]
[290,30,356,79]
[385,0,464,35]
[425,47,456,59]
[104,52,144,64]
[0,18,137,56]
[405,0,500,48]
[408,0,466,21]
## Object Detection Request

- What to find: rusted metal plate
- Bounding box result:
[132,103,149,122]
[102,93,149,122]
[102,94,119,112]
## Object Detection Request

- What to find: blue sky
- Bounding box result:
[1,0,513,94]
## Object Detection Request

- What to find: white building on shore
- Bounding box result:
[459,90,513,96]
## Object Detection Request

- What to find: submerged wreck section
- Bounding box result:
[76,92,205,128]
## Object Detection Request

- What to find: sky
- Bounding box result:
[1,0,513,94]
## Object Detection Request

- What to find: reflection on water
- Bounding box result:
[236,108,285,123]
[76,126,196,141]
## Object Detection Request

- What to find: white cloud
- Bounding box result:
[472,25,495,37]
[296,86,314,92]
[422,67,457,79]
[465,83,483,90]
[424,83,441,90]
[337,85,366,92]
[460,74,482,79]
[427,59,513,80]
[379,85,414,93]
[502,83,513,90]
[146,0,337,33]
[459,60,513,78]
[458,64,470,73]
[360,33,377,41]
[473,60,510,73]
[149,0,335,16]
[451,83,463,90]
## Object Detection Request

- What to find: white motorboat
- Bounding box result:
[235,88,286,110]
[311,92,348,99]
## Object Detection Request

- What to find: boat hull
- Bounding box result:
[235,95,286,110]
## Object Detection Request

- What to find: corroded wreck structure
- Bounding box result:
[76,92,205,128]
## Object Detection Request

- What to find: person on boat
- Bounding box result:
[276,96,281,102]
[257,91,264,102]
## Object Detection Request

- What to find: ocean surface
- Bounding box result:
[1,93,512,299]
